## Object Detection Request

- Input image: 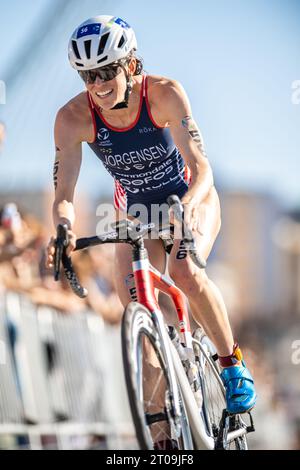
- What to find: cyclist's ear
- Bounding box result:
[128,57,137,76]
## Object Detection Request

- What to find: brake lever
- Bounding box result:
[61,251,88,298]
[167,194,184,227]
[54,224,69,281]
[54,224,88,298]
[167,195,207,269]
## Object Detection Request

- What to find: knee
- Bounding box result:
[168,260,209,296]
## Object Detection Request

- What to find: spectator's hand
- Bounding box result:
[46,229,77,269]
[11,220,36,250]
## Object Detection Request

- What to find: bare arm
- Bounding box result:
[53,106,84,230]
[157,80,214,204]
[46,105,86,267]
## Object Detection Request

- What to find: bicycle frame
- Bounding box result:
[132,256,193,350]
[130,239,196,428]
[55,200,255,450]
[58,217,199,427]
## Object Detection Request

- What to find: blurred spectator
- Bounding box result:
[0,204,44,289]
[0,204,77,312]
[28,275,87,315]
[72,247,123,324]
[0,203,123,322]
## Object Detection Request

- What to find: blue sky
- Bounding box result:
[0,0,299,208]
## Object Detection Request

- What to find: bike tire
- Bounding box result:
[121,302,193,450]
[193,329,249,450]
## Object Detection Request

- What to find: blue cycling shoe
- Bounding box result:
[220,362,257,414]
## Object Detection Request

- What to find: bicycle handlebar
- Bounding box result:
[54,224,88,298]
[167,195,207,270]
[53,196,206,297]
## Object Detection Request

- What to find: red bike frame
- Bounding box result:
[132,257,193,349]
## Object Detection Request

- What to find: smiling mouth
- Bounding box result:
[96,89,113,99]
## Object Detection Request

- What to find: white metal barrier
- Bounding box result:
[0,291,136,450]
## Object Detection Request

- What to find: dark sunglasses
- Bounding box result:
[78,63,123,84]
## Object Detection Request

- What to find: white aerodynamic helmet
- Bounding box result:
[68,15,137,70]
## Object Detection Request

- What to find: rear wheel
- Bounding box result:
[121,302,194,450]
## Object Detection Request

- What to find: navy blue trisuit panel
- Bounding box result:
[87,74,191,222]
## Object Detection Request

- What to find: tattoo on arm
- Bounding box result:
[53,153,60,191]
[182,116,207,158]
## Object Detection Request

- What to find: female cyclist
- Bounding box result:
[47,15,256,420]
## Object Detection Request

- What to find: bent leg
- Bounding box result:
[168,186,235,356]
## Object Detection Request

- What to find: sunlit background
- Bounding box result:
[0,0,300,450]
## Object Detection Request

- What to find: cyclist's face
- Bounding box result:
[86,66,128,110]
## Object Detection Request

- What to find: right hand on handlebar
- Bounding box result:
[46,228,77,269]
[49,225,88,298]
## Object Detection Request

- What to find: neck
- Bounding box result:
[100,75,142,119]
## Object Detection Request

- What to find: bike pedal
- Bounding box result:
[226,408,255,433]
[246,411,255,433]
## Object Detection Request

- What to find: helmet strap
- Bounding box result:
[110,66,133,110]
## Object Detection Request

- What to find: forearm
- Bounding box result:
[182,159,214,204]
[53,199,75,230]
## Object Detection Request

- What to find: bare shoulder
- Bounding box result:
[147,75,185,98]
[146,75,191,125]
[55,92,92,144]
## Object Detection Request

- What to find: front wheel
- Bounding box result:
[121,302,194,450]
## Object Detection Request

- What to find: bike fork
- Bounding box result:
[132,246,183,431]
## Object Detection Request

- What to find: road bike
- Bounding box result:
[53,195,255,450]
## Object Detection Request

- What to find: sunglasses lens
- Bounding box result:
[79,64,122,83]
[78,70,91,82]
[99,69,110,81]
[99,66,120,81]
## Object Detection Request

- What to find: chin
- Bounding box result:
[100,101,116,111]
[93,94,118,110]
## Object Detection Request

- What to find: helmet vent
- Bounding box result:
[118,34,125,48]
[97,32,110,56]
[72,40,81,60]
[97,55,108,64]
[84,40,92,59]
[75,62,84,67]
